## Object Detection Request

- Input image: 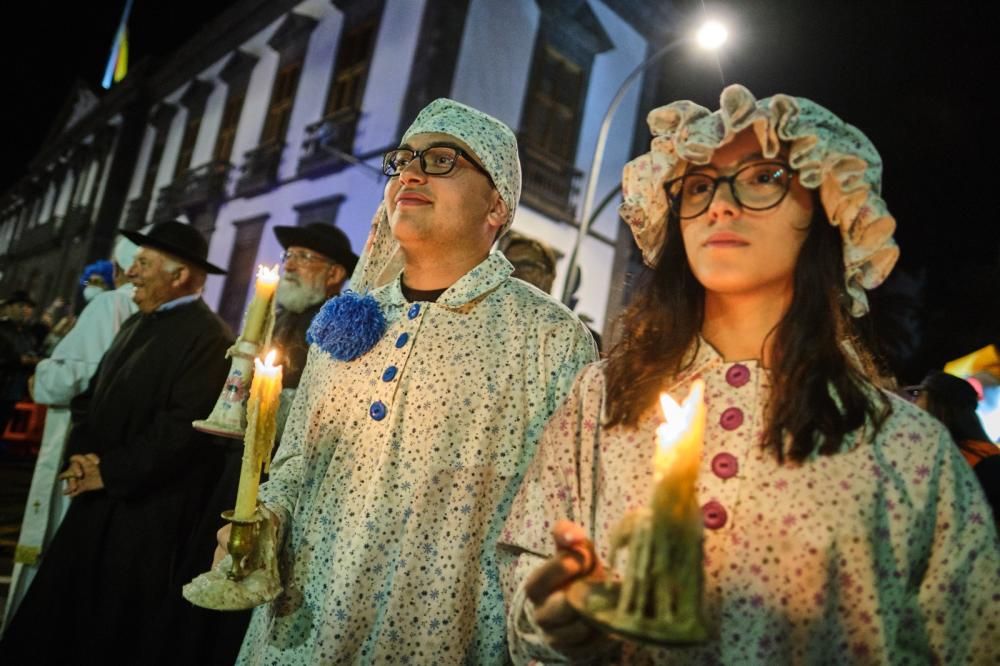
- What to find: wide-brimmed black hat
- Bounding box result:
[273,223,358,274]
[121,220,226,274]
[1,289,36,307]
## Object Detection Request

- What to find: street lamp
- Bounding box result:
[559,20,729,307]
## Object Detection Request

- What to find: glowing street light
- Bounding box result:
[696,20,729,50]
[560,20,732,309]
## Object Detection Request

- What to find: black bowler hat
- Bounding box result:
[121,220,226,274]
[273,223,359,274]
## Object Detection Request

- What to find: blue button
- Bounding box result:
[382,366,398,382]
[408,303,421,319]
[369,401,387,421]
[395,332,409,348]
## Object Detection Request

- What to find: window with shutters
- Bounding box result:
[141,129,169,199]
[517,2,611,223]
[260,59,303,148]
[174,112,202,180]
[325,19,378,117]
[213,91,244,164]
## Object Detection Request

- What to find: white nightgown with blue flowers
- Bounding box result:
[238,252,597,665]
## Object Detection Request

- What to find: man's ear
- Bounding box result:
[171,265,192,289]
[486,192,508,234]
[325,263,348,294]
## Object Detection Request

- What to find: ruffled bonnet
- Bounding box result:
[619,84,898,316]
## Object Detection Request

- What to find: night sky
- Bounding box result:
[3,0,994,381]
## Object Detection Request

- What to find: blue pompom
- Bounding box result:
[307,290,386,361]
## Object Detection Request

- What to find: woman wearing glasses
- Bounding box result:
[498,85,1000,664]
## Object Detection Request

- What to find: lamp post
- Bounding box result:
[559,21,729,306]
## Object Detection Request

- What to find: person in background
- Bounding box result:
[79,259,115,303]
[499,84,999,664]
[271,222,357,433]
[905,370,999,519]
[499,232,603,352]
[40,298,73,357]
[0,290,41,435]
[0,221,232,664]
[499,231,558,294]
[1,233,142,632]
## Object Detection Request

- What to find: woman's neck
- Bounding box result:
[701,288,792,365]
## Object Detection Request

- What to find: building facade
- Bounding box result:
[1,0,677,340]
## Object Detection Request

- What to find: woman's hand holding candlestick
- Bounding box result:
[524,520,615,654]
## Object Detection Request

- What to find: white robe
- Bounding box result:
[1,284,137,633]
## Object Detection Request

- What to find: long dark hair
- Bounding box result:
[605,200,890,463]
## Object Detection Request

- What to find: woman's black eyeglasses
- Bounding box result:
[663,161,793,219]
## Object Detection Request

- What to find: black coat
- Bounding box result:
[0,299,234,665]
[272,303,321,389]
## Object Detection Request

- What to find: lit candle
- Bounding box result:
[653,380,706,498]
[233,350,283,521]
[573,380,709,642]
[241,265,280,344]
[648,379,707,627]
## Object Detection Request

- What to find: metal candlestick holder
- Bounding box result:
[221,507,264,581]
[181,502,282,610]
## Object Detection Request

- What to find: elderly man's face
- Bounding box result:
[127,247,183,313]
[384,132,504,257]
[277,245,342,313]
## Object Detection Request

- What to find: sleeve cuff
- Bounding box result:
[512,581,626,664]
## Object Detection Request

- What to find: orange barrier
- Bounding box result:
[2,401,47,449]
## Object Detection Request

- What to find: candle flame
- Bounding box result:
[256,264,280,283]
[655,380,705,455]
[255,349,281,372]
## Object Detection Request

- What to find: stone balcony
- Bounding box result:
[518,142,582,224]
[234,141,284,198]
[297,108,360,177]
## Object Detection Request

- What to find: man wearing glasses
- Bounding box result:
[229,99,597,664]
[272,223,358,390]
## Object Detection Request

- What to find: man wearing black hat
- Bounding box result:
[272,222,358,390]
[0,221,234,664]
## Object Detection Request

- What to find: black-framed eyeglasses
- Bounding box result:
[663,161,794,219]
[280,249,331,265]
[382,144,494,185]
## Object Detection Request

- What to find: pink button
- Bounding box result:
[720,407,744,430]
[702,501,728,529]
[726,363,750,388]
[711,452,739,479]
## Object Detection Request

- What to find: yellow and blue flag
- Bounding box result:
[102,0,134,89]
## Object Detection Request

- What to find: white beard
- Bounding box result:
[276,275,327,313]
